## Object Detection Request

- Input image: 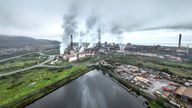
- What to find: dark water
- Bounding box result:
[26,69,147,108]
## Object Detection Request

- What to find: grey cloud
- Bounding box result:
[0,0,192,44]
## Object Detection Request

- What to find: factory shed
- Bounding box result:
[133,76,150,84]
[175,86,192,102]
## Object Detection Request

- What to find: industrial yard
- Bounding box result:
[100,57,192,108]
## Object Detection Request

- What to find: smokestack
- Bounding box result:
[178,34,182,49]
[71,35,73,50]
[98,36,101,48]
[98,28,101,48]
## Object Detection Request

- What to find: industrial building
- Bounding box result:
[133,76,150,84]
[62,35,95,62]
[175,86,192,102]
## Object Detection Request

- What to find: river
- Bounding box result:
[26,69,147,108]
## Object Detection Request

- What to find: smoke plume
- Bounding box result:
[60,5,78,54]
[58,0,192,53]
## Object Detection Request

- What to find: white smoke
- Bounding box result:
[60,5,100,54]
[119,43,126,51]
[59,0,192,54]
[1,0,192,45]
[60,3,78,54]
[88,43,96,48]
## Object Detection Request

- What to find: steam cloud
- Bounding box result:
[60,4,78,54]
[56,0,192,53]
[60,3,102,53]
[1,0,191,51]
[60,0,192,53]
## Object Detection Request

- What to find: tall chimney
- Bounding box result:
[178,34,182,49]
[71,35,73,50]
[98,29,101,48]
[98,36,101,48]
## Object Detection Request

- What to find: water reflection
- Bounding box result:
[26,69,147,108]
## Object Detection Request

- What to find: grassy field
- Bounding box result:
[55,61,70,66]
[106,54,192,79]
[42,49,60,55]
[46,60,70,66]
[0,65,88,106]
[149,101,164,108]
[0,53,47,73]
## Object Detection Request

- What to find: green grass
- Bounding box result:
[48,61,70,66]
[149,101,164,108]
[57,61,70,66]
[42,49,60,55]
[0,53,47,73]
[106,54,192,78]
[0,65,88,105]
[0,60,37,70]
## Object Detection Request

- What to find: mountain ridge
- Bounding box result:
[0,35,60,48]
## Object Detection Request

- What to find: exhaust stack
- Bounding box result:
[178,34,182,49]
[71,35,73,50]
[98,28,101,48]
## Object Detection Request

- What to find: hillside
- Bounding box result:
[0,35,60,48]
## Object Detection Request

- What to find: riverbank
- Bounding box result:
[26,69,147,108]
[0,66,94,108]
[96,64,177,108]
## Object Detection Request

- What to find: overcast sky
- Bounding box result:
[0,0,192,46]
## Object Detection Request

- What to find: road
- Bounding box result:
[0,52,41,63]
[0,54,28,63]
[0,49,56,63]
[0,53,99,77]
[0,56,54,77]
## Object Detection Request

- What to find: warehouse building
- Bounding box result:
[175,86,192,102]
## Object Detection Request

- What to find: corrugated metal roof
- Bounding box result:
[175,86,192,98]
[183,88,192,98]
[175,86,187,95]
